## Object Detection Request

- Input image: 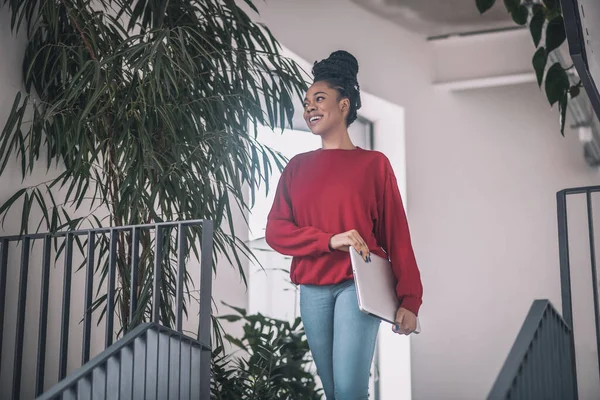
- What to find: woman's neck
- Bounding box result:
[321,129,355,150]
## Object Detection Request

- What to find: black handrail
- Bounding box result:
[0,219,213,400]
[557,185,600,396]
[488,299,576,400]
[36,322,210,400]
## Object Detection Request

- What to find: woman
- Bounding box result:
[265,50,423,399]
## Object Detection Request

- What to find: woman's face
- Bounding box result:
[303,81,349,136]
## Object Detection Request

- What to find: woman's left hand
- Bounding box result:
[392,307,417,335]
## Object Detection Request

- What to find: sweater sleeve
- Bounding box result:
[265,163,333,258]
[376,160,423,316]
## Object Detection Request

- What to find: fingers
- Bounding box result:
[333,229,370,260]
[394,325,412,335]
[393,310,416,335]
[393,311,405,334]
[400,319,414,335]
[351,237,367,259]
[349,230,370,262]
[393,323,412,335]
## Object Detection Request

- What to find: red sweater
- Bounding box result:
[265,147,423,316]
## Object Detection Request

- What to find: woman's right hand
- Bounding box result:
[329,229,371,262]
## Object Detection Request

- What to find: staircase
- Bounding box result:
[37,323,209,400]
[487,300,576,400]
[0,220,213,400]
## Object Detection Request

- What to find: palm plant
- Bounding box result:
[0,0,307,342]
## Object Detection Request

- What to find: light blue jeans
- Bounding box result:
[300,280,381,400]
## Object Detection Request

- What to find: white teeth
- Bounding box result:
[310,116,322,122]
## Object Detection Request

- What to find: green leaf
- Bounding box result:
[530,7,546,47]
[32,188,50,231]
[242,0,259,14]
[1,92,22,136]
[559,93,568,136]
[222,301,248,316]
[546,16,566,53]
[0,188,27,216]
[543,0,558,10]
[504,0,520,13]
[569,85,581,99]
[545,62,570,106]
[476,0,496,13]
[219,314,243,323]
[223,334,246,351]
[21,192,32,234]
[532,47,548,87]
[512,5,528,25]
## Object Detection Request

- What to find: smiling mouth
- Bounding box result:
[309,116,322,125]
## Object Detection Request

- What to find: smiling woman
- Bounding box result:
[265,50,423,400]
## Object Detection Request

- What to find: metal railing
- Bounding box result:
[488,300,576,400]
[557,184,600,396]
[36,322,209,400]
[0,219,213,400]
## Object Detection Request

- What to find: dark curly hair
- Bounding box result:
[312,50,362,126]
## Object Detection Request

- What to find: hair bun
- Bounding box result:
[328,50,359,77]
[312,50,359,83]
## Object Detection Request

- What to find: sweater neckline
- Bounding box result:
[317,146,362,152]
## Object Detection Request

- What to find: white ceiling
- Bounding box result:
[351,0,518,38]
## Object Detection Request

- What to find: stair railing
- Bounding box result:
[0,219,213,400]
[557,184,600,395]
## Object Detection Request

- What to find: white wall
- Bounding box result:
[240,1,600,399]
[431,29,535,84]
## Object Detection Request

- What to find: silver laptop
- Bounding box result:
[350,248,421,334]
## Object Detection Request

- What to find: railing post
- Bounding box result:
[36,235,52,396]
[106,230,118,347]
[13,236,31,400]
[176,224,186,333]
[0,239,8,380]
[586,190,600,387]
[557,190,579,399]
[82,232,96,364]
[129,227,140,329]
[59,233,74,380]
[558,190,573,326]
[153,226,164,324]
[198,220,214,400]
